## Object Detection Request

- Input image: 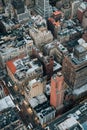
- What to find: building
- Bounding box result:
[0,81,6,99]
[28,15,53,49]
[73,83,87,101]
[11,0,32,23]
[47,11,62,38]
[56,117,83,130]
[0,96,27,130]
[44,40,68,63]
[82,32,87,42]
[77,2,87,22]
[29,28,53,49]
[12,0,25,15]
[0,0,4,13]
[48,17,61,38]
[71,0,82,18]
[0,33,33,67]
[48,101,87,130]
[82,11,87,29]
[29,94,56,126]
[0,68,6,79]
[25,0,35,7]
[6,55,43,87]
[0,108,27,130]
[61,2,71,19]
[57,19,83,44]
[29,94,47,108]
[78,38,87,49]
[25,78,44,100]
[1,0,11,6]
[41,55,54,80]
[17,9,30,23]
[0,16,15,33]
[62,45,87,88]
[37,106,56,126]
[57,28,70,43]
[32,47,60,80]
[0,95,15,112]
[35,0,53,18]
[50,72,65,109]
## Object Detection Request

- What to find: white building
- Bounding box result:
[0,95,15,112]
[0,36,33,67]
[57,117,84,130]
[6,56,43,87]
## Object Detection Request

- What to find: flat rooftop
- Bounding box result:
[48,101,87,130]
[75,45,86,53]
[0,95,15,112]
[6,56,42,81]
[0,107,23,130]
[29,94,47,108]
[0,35,33,56]
[57,117,83,130]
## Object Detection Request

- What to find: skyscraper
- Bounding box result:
[50,72,64,109]
[62,45,87,88]
[35,0,53,18]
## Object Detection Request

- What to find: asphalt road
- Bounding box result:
[19,103,44,130]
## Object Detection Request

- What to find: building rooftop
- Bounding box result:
[34,100,50,113]
[0,107,24,130]
[67,44,87,65]
[75,45,87,54]
[44,40,68,54]
[0,34,33,56]
[6,56,42,81]
[48,101,87,130]
[57,117,83,130]
[73,83,87,96]
[38,106,55,118]
[0,96,15,112]
[29,94,47,108]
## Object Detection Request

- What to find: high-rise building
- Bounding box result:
[50,72,64,109]
[35,0,53,18]
[62,45,87,88]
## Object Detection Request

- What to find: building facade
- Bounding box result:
[0,36,33,67]
[6,56,43,88]
[25,78,44,100]
[50,72,65,109]
[62,45,87,88]
[35,0,53,18]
